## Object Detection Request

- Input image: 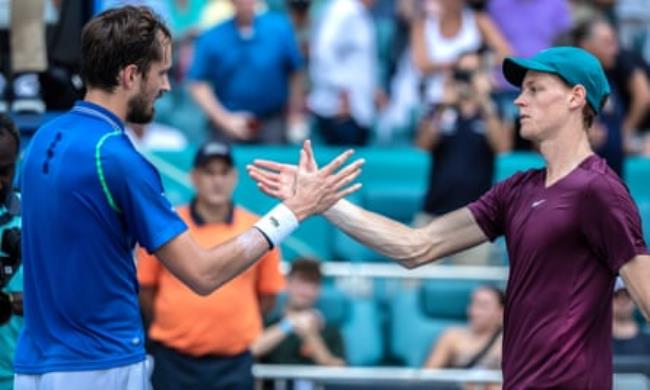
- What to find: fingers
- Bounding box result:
[298,149,308,172]
[257,182,283,199]
[253,159,295,173]
[302,139,318,172]
[247,165,281,184]
[330,165,362,192]
[320,149,355,176]
[330,158,365,188]
[336,183,363,199]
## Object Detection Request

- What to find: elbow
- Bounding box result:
[396,233,441,269]
[188,275,224,296]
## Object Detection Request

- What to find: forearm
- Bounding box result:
[324,200,436,268]
[620,255,650,321]
[189,82,229,127]
[624,70,650,137]
[301,333,345,366]
[288,71,306,120]
[410,20,451,75]
[250,323,289,357]
[483,107,511,153]
[198,229,271,294]
[157,229,270,296]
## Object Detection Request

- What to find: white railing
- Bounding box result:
[253,365,650,390]
[281,262,509,282]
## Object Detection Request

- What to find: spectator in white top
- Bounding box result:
[308,0,386,146]
[410,0,511,105]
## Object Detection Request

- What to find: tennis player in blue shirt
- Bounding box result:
[14,6,362,390]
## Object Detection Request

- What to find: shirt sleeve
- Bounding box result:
[281,17,304,73]
[467,174,517,241]
[137,246,162,288]
[187,31,213,82]
[581,176,649,272]
[255,247,286,295]
[103,138,187,253]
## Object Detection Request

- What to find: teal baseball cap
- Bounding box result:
[503,46,610,113]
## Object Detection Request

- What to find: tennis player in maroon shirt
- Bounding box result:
[249,46,650,389]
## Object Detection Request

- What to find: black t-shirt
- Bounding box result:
[613,332,650,356]
[261,318,345,365]
[424,107,495,215]
[606,49,650,132]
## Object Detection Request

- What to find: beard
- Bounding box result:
[126,90,155,124]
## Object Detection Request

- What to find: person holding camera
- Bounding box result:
[414,50,511,265]
[0,114,21,390]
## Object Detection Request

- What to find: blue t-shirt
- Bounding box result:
[189,12,303,117]
[15,101,187,374]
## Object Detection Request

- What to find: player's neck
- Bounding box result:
[84,89,128,123]
[539,123,593,187]
[194,199,231,224]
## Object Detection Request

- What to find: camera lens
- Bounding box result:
[0,292,11,325]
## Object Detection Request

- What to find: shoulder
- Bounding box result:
[99,133,161,180]
[581,156,629,198]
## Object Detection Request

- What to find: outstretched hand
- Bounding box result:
[247,140,364,219]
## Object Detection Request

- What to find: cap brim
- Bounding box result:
[503,57,557,88]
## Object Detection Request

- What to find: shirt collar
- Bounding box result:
[189,198,235,226]
[72,100,126,132]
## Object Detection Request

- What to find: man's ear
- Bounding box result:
[118,64,140,90]
[569,85,588,111]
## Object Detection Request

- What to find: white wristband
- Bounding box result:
[254,203,299,249]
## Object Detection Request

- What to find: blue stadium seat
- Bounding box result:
[388,284,463,367]
[420,280,483,321]
[625,157,650,203]
[495,152,544,183]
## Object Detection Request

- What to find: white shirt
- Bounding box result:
[423,8,482,104]
[308,0,378,127]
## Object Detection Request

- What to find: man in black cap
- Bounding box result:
[137,141,286,389]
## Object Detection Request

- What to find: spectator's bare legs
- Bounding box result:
[10,0,46,113]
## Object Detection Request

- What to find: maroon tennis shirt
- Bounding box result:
[469,154,648,389]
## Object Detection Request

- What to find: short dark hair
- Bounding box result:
[288,258,322,284]
[0,114,19,152]
[81,6,171,92]
[478,285,506,307]
[582,103,596,130]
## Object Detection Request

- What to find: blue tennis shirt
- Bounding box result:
[15,101,187,373]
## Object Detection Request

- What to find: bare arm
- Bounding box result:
[323,201,488,269]
[623,69,650,141]
[250,321,291,357]
[248,144,488,269]
[188,81,251,140]
[288,71,306,122]
[481,99,512,154]
[155,229,270,296]
[410,18,453,75]
[475,13,512,63]
[619,254,650,321]
[300,332,346,366]
[424,329,458,368]
[188,81,229,128]
[156,143,363,295]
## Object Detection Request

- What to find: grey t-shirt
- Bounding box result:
[469,154,648,389]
